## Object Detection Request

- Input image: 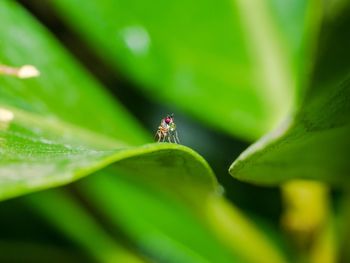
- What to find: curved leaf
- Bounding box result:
[0,105,217,201]
[0,0,218,201]
[230,4,350,186]
[50,0,316,140]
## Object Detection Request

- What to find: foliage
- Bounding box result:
[0,0,349,262]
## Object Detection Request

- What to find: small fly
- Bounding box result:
[155,113,180,144]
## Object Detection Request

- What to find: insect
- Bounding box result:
[155,114,180,143]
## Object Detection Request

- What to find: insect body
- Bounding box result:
[155,114,180,143]
[155,118,169,142]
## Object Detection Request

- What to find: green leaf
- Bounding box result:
[50,0,316,140]
[0,105,218,202]
[0,0,217,201]
[229,4,350,186]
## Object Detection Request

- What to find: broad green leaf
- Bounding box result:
[50,0,317,140]
[0,0,219,203]
[0,105,217,202]
[229,4,350,186]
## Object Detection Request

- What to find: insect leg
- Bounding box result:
[175,131,180,144]
[156,131,160,142]
[167,134,171,143]
[174,135,178,144]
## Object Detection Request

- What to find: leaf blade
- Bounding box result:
[230,3,350,186]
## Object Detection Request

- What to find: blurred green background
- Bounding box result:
[0,0,349,263]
